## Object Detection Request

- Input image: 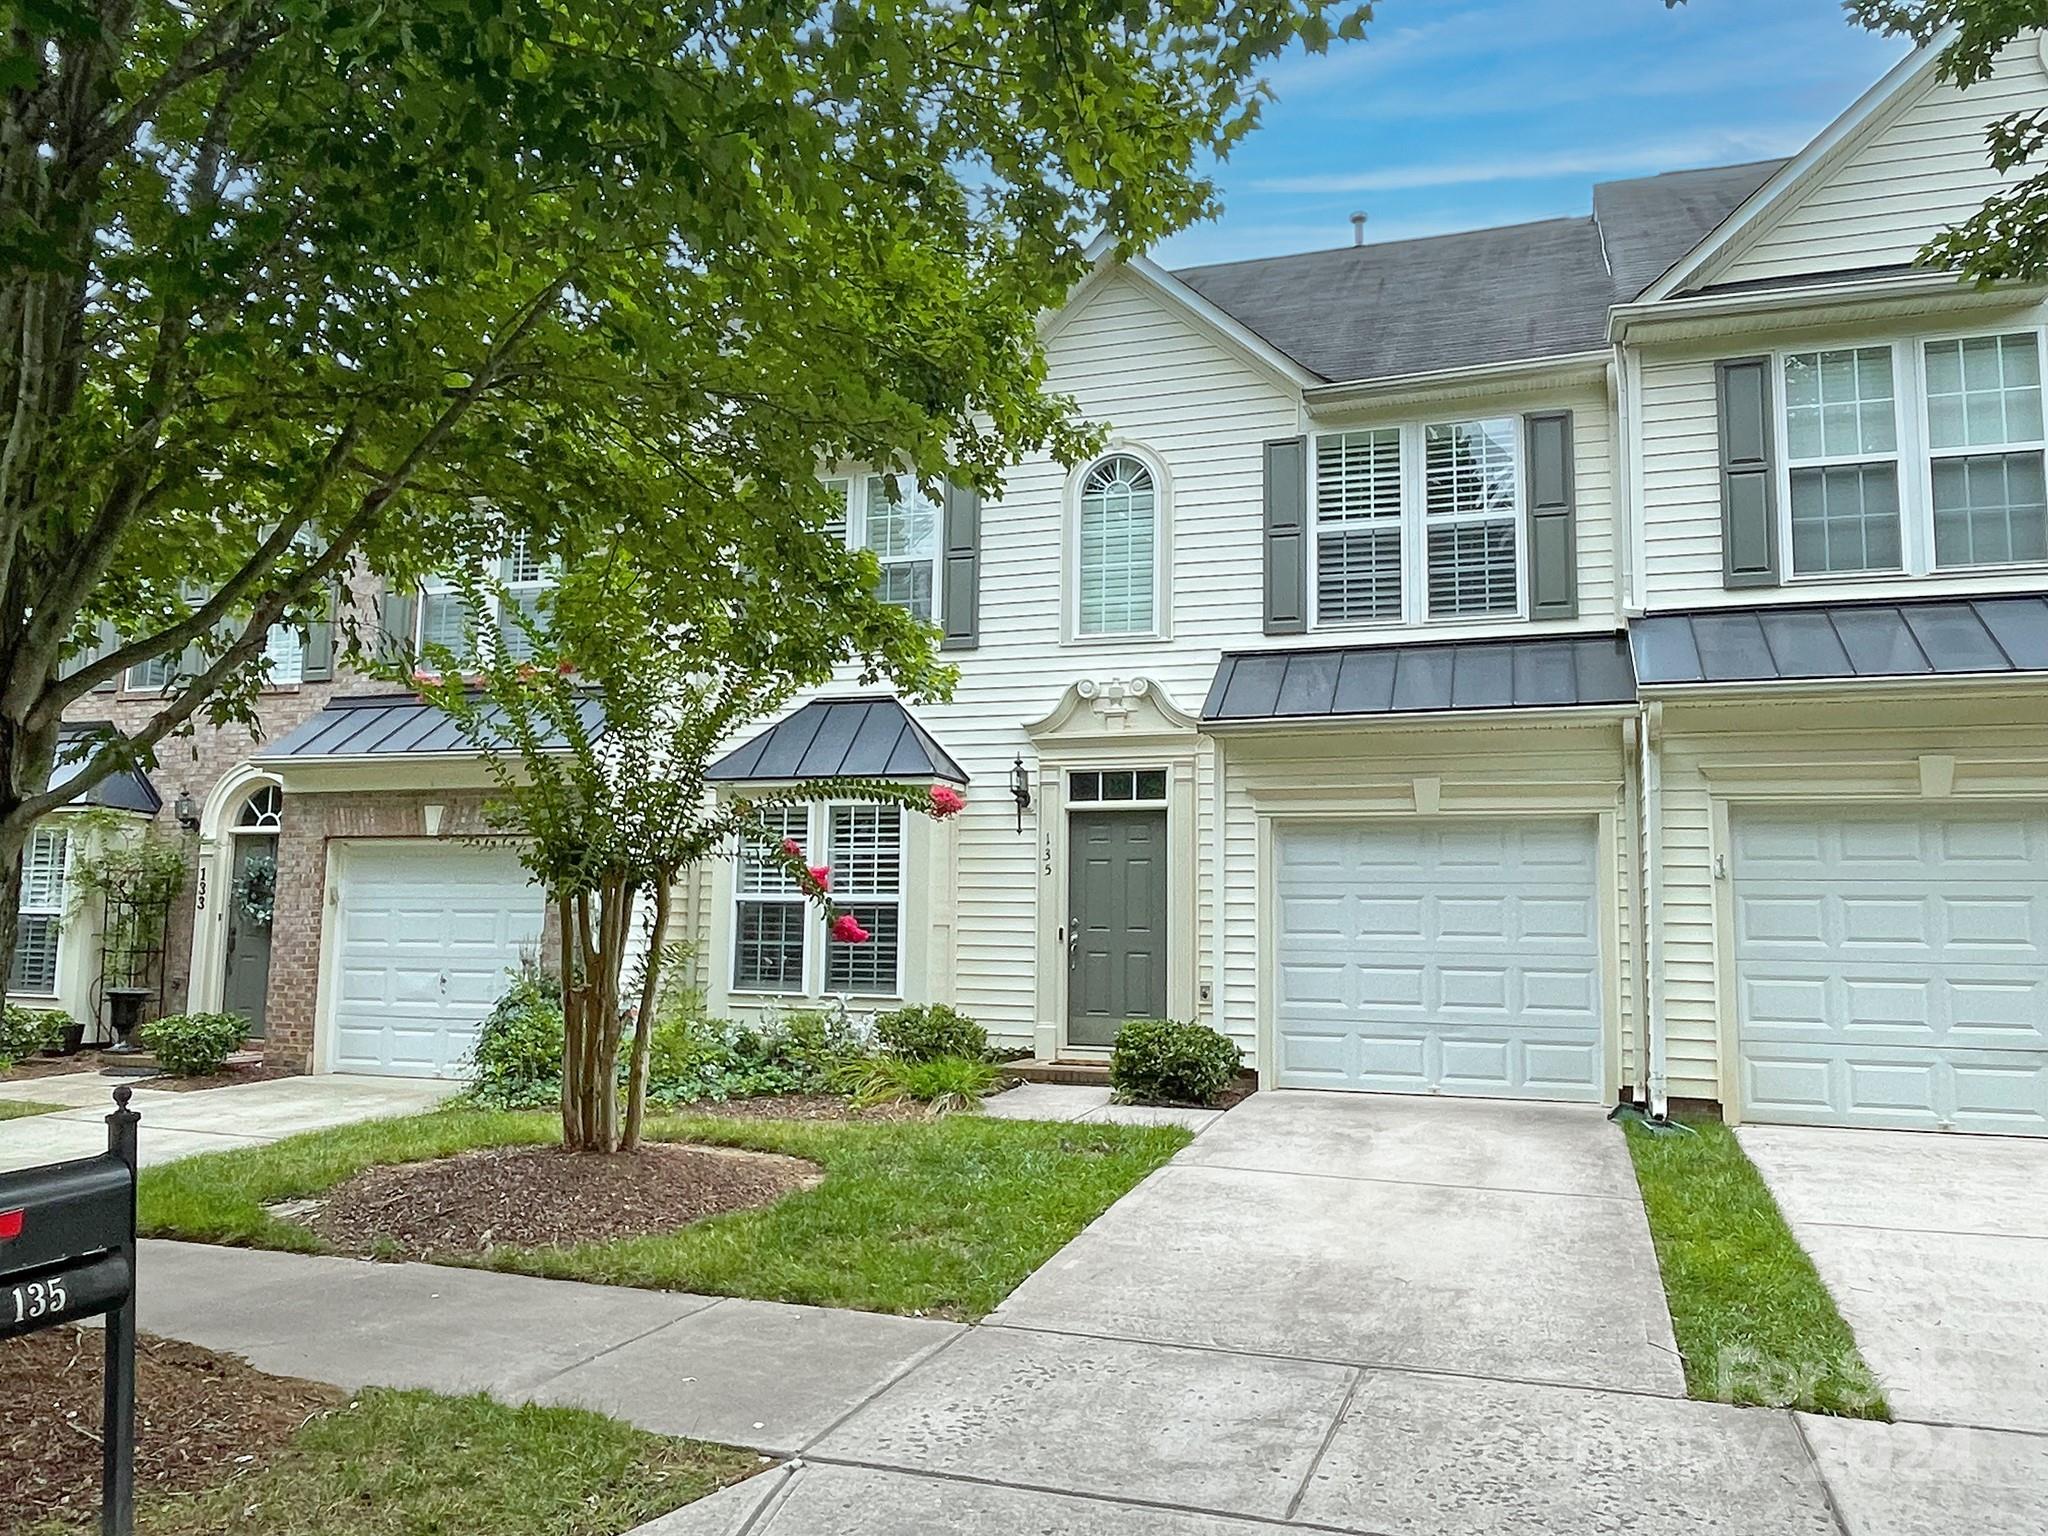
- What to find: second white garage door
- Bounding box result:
[1272,819,1606,1100]
[1733,808,2048,1136]
[328,842,543,1079]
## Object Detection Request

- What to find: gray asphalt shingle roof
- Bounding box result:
[1202,633,1637,724]
[1166,157,1786,386]
[1631,597,2048,688]
[707,696,968,785]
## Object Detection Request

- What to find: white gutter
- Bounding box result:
[1637,701,1668,1121]
[1609,272,2048,343]
[1302,350,1609,409]
[1201,702,1639,735]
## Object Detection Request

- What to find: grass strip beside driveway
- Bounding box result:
[1623,1115,1887,1419]
[0,1098,63,1120]
[139,1108,1190,1319]
[67,1389,754,1536]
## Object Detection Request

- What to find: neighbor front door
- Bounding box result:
[1066,809,1168,1048]
[222,833,277,1037]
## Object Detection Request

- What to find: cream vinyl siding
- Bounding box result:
[1633,305,2048,610]
[1649,691,2048,1108]
[1714,41,2047,288]
[1220,721,1636,1079]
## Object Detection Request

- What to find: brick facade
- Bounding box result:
[58,581,383,1030]
[261,789,504,1070]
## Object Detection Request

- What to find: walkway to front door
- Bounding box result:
[1065,807,1166,1047]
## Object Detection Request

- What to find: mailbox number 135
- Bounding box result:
[8,1276,66,1324]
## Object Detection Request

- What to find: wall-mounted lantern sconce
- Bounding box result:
[1009,754,1032,834]
[173,791,200,831]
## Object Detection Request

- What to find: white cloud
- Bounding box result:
[1249,128,1815,196]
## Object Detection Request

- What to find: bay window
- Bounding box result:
[1311,416,1524,626]
[730,801,905,996]
[9,825,68,994]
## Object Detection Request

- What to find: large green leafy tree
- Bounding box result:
[1846,3,2048,278]
[0,0,1370,961]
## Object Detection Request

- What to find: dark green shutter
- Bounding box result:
[1716,357,1779,588]
[300,584,338,681]
[1263,437,1308,635]
[939,481,980,651]
[1524,410,1578,620]
[376,586,418,667]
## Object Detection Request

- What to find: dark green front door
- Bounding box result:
[222,834,276,1037]
[1067,809,1168,1048]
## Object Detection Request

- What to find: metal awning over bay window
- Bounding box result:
[705,696,968,786]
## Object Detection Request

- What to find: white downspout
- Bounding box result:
[1210,735,1229,1037]
[1638,701,1668,1120]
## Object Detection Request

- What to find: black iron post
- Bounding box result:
[103,1086,138,1536]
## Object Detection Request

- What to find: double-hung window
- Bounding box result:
[730,802,905,996]
[123,580,306,692]
[1925,333,2048,568]
[1310,416,1523,625]
[1076,455,1159,636]
[820,476,942,623]
[1316,431,1402,623]
[10,825,68,994]
[1425,419,1520,616]
[418,535,557,665]
[1782,347,1903,576]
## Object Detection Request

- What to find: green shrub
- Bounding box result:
[139,1012,247,1076]
[644,1004,873,1106]
[1110,1018,1241,1107]
[846,1053,1000,1113]
[463,964,566,1109]
[0,1003,68,1068]
[873,1004,986,1064]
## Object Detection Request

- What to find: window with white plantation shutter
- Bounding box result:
[863,476,940,622]
[1425,418,1520,617]
[10,825,68,994]
[1315,430,1402,623]
[825,804,902,994]
[417,535,559,666]
[1077,455,1158,635]
[732,804,809,993]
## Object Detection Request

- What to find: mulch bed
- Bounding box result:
[135,1059,297,1094]
[304,1142,823,1258]
[3,1328,343,1528]
[0,1053,295,1092]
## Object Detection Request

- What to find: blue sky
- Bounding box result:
[1151,0,1913,269]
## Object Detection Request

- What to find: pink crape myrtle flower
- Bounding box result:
[781,838,803,858]
[928,784,965,818]
[829,912,870,944]
[806,865,832,891]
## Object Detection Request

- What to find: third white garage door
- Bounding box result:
[1733,808,2048,1136]
[1271,819,1606,1099]
[328,842,543,1079]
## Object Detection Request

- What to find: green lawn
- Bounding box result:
[140,1109,1190,1318]
[0,1098,63,1120]
[43,1388,758,1536]
[1623,1115,1888,1418]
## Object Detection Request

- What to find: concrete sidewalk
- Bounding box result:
[0,1072,450,1172]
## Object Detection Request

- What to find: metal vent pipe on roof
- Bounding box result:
[1350,211,1367,246]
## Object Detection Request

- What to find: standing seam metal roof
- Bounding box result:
[1630,596,2048,687]
[705,696,968,784]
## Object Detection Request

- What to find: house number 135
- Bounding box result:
[8,1276,67,1324]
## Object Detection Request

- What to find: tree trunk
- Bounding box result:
[558,877,636,1153]
[621,879,671,1152]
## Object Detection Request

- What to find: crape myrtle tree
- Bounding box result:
[0,0,1373,972]
[410,550,964,1155]
[1845,2,2048,279]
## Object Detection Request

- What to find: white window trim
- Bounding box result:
[11,822,71,997]
[727,801,908,1000]
[1308,419,1528,630]
[1065,766,1171,808]
[417,536,561,661]
[1772,326,2048,585]
[822,473,944,628]
[1063,444,1172,644]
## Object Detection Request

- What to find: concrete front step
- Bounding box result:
[999,1059,1113,1086]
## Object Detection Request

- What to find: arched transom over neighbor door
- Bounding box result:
[222,784,283,1037]
[1271,816,1606,1100]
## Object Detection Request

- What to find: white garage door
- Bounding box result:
[330,842,543,1079]
[1734,809,2048,1136]
[1272,819,1606,1100]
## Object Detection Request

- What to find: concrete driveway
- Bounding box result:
[1739,1123,2048,1435]
[0,1071,451,1172]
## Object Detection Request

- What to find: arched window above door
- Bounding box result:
[235,784,283,831]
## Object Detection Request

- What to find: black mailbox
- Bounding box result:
[0,1087,140,1535]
